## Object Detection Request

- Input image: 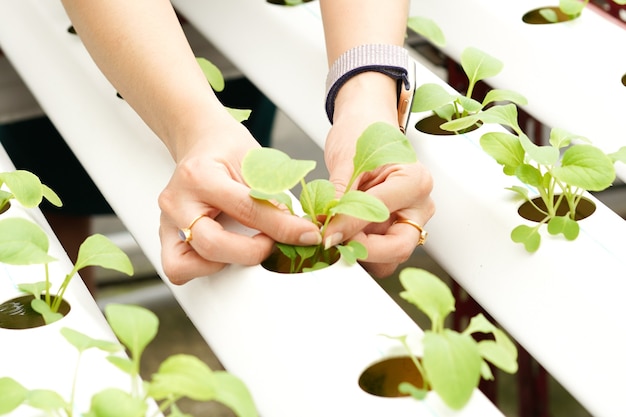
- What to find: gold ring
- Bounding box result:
[394,218,428,246]
[178,214,206,243]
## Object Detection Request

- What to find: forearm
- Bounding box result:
[61,0,231,160]
[319,0,409,128]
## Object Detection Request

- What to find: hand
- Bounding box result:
[323,81,435,278]
[158,120,322,284]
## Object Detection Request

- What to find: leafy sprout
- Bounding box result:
[0,304,258,417]
[0,216,134,323]
[407,15,446,48]
[411,47,527,134]
[383,268,517,410]
[242,121,417,273]
[476,104,626,251]
[0,170,61,213]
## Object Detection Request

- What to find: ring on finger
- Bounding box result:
[178,214,207,243]
[394,218,428,246]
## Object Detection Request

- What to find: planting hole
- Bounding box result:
[358,356,425,397]
[522,7,574,24]
[622,73,626,86]
[0,295,70,330]
[415,114,480,136]
[518,195,596,222]
[266,0,313,5]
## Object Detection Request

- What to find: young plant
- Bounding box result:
[407,15,446,48]
[241,121,417,273]
[0,216,134,323]
[0,303,258,417]
[0,169,61,214]
[477,104,626,251]
[411,47,527,134]
[386,268,518,410]
[536,0,626,22]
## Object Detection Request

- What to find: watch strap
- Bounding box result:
[325,44,410,124]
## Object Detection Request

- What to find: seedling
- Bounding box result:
[385,268,517,410]
[411,47,527,134]
[241,121,417,273]
[532,0,626,23]
[0,170,61,214]
[477,103,626,251]
[0,303,257,417]
[0,216,133,323]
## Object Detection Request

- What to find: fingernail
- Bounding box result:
[324,232,343,250]
[299,231,322,246]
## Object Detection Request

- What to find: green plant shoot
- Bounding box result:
[0,216,134,323]
[242,121,417,272]
[407,16,446,48]
[411,47,527,134]
[0,170,61,213]
[386,268,517,410]
[0,304,258,417]
[477,104,626,251]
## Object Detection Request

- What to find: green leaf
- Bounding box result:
[352,122,416,180]
[105,304,158,365]
[480,132,525,175]
[515,164,544,187]
[539,8,558,22]
[548,128,589,150]
[506,185,531,201]
[331,190,389,223]
[86,388,147,417]
[300,179,336,221]
[482,89,527,107]
[25,389,68,413]
[227,107,252,123]
[61,327,123,354]
[242,148,315,194]
[197,57,225,92]
[399,268,455,330]
[74,234,134,276]
[0,377,27,414]
[17,281,49,298]
[294,245,318,263]
[149,354,216,401]
[440,114,480,133]
[213,371,259,417]
[552,145,615,191]
[477,104,522,133]
[411,83,456,113]
[547,216,580,240]
[560,0,586,16]
[0,170,44,208]
[519,133,559,166]
[608,146,626,164]
[511,224,541,252]
[107,356,135,375]
[276,243,297,261]
[0,218,55,265]
[249,189,294,214]
[31,298,63,324]
[422,330,482,410]
[42,184,62,207]
[337,241,367,265]
[463,314,518,374]
[460,47,503,87]
[407,16,446,47]
[456,96,483,114]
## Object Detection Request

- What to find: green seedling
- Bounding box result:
[0,170,61,213]
[0,217,134,323]
[0,304,258,417]
[411,47,527,134]
[384,268,518,410]
[538,0,626,22]
[477,103,626,252]
[241,121,417,273]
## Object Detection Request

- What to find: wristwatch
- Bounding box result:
[325,44,416,134]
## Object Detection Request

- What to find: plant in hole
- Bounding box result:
[0,169,61,214]
[538,0,626,22]
[383,267,518,410]
[241,121,417,273]
[476,103,626,252]
[411,47,527,134]
[0,303,257,417]
[0,216,134,323]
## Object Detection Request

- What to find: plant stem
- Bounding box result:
[45,263,51,306]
